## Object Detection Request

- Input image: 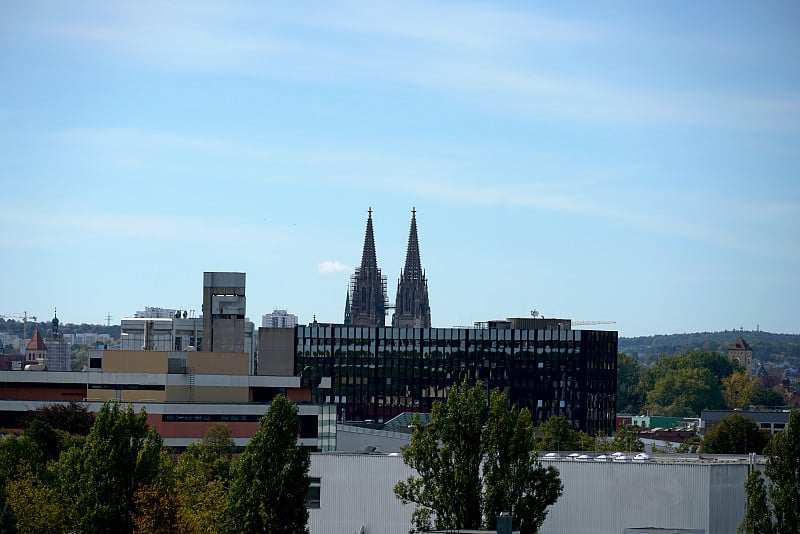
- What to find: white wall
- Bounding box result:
[307,454,750,534]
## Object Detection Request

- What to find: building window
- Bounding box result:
[305,477,321,508]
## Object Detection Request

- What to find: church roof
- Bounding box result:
[730,337,751,350]
[26,329,47,351]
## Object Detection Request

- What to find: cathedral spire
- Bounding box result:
[349,208,388,327]
[393,207,431,328]
[402,207,423,280]
[360,207,378,272]
[343,289,352,326]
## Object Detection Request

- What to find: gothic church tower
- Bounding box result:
[349,208,388,327]
[392,208,431,328]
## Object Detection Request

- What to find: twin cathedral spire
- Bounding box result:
[346,208,431,328]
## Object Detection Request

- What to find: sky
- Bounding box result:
[1,1,798,338]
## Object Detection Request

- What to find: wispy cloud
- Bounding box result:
[0,208,265,249]
[22,1,799,131]
[55,128,273,161]
[317,261,352,275]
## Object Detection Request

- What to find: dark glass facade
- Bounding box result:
[294,325,616,434]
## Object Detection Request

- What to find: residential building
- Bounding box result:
[262,309,298,329]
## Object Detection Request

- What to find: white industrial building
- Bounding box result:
[307,453,753,534]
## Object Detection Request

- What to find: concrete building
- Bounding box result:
[0,348,330,450]
[202,271,247,353]
[306,453,753,534]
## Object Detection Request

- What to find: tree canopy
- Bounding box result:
[699,413,769,455]
[617,352,646,414]
[225,394,311,534]
[739,410,800,533]
[395,380,562,533]
[618,350,740,417]
[0,398,313,534]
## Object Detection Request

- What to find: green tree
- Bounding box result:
[537,416,578,452]
[55,401,163,534]
[6,464,65,534]
[176,423,236,533]
[738,470,775,534]
[763,410,800,533]
[0,435,45,532]
[751,388,786,408]
[609,425,644,453]
[23,403,94,463]
[676,436,702,453]
[639,350,735,417]
[646,367,724,417]
[722,371,759,409]
[700,413,769,454]
[617,352,646,414]
[131,450,182,534]
[225,394,310,534]
[482,389,562,534]
[395,380,562,533]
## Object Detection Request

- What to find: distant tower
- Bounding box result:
[25,329,47,364]
[728,337,753,375]
[392,208,431,328]
[349,208,388,327]
[45,308,69,371]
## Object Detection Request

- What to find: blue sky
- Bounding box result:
[1,1,798,337]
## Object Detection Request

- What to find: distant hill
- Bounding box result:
[619,330,800,376]
[0,319,120,341]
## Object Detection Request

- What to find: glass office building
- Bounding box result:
[294,320,617,435]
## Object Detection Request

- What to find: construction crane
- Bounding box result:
[0,311,38,338]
